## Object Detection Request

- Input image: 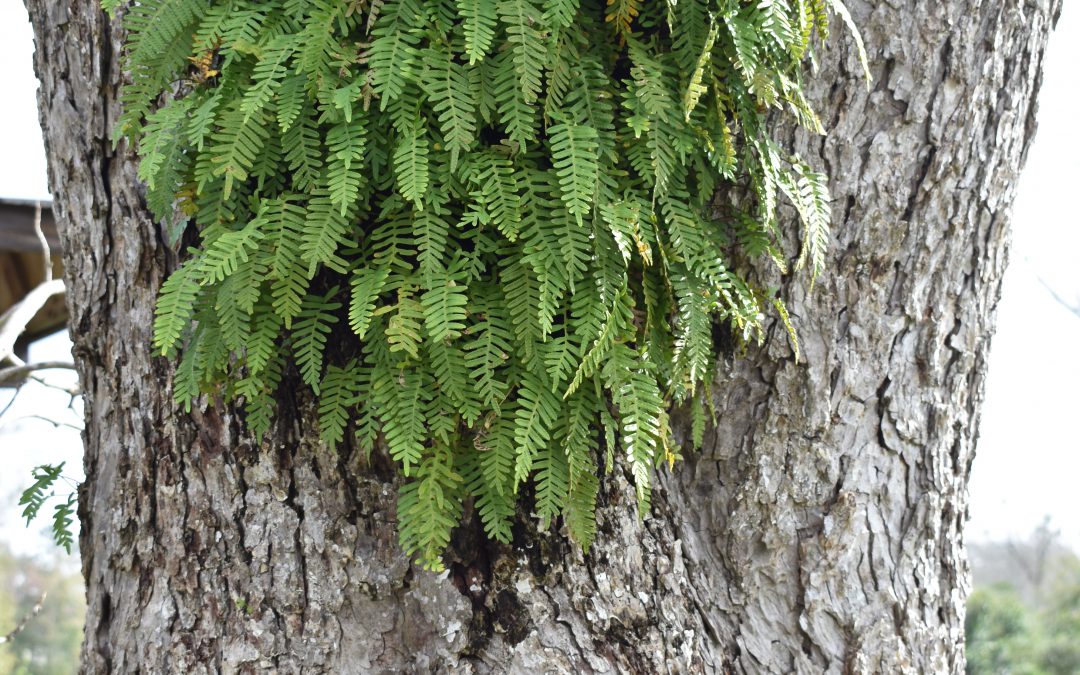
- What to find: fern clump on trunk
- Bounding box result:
[107,0,863,571]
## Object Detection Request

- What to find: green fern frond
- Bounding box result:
[303,191,356,275]
[188,91,221,151]
[368,0,423,107]
[19,463,65,527]
[216,270,258,351]
[564,290,633,399]
[724,12,764,95]
[240,34,300,123]
[276,73,307,132]
[462,442,516,542]
[386,288,426,359]
[18,462,79,554]
[513,371,560,489]
[562,389,599,549]
[325,120,369,216]
[349,266,390,339]
[210,105,274,199]
[266,197,311,328]
[116,0,207,139]
[52,493,77,554]
[491,51,539,150]
[430,340,483,425]
[605,345,663,516]
[292,290,342,391]
[139,99,192,197]
[424,44,478,169]
[247,301,282,375]
[376,365,431,474]
[534,444,569,525]
[671,271,712,396]
[319,360,363,448]
[464,298,513,410]
[757,0,796,51]
[421,271,469,342]
[393,123,431,209]
[282,111,324,191]
[153,259,201,357]
[456,0,498,64]
[544,0,578,29]
[197,219,266,285]
[626,40,683,196]
[682,18,719,121]
[498,0,547,106]
[550,122,600,225]
[398,443,462,570]
[241,371,281,440]
[469,151,524,241]
[172,331,202,412]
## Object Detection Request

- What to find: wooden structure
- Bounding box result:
[0,199,65,358]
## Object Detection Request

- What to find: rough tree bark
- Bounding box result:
[24,0,1060,672]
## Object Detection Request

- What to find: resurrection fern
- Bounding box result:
[19,463,76,553]
[107,0,867,571]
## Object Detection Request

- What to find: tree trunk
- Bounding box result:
[24,0,1060,672]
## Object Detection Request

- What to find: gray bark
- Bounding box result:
[24,0,1060,672]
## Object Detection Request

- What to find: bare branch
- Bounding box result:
[0,592,48,645]
[33,201,52,284]
[1035,272,1080,319]
[21,410,83,432]
[0,279,65,366]
[0,383,23,419]
[28,373,81,397]
[0,361,78,387]
[4,414,84,432]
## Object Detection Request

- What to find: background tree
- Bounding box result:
[0,544,84,675]
[966,534,1080,675]
[22,0,1061,672]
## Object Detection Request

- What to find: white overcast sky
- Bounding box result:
[0,4,1077,557]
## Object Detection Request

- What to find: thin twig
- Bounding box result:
[0,384,23,419]
[28,373,82,397]
[1034,272,1080,319]
[33,201,52,284]
[17,414,84,432]
[0,592,48,645]
[0,361,77,387]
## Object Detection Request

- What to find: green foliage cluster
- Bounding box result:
[967,580,1080,675]
[107,0,863,569]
